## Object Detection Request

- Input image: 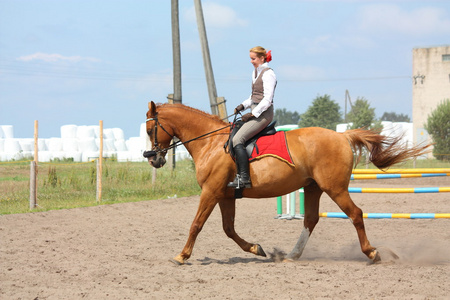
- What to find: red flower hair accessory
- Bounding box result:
[266,50,272,62]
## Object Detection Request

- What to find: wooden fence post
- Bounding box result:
[96,120,103,202]
[29,161,37,209]
[29,120,38,209]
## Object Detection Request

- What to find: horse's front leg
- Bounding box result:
[171,190,218,265]
[219,198,267,257]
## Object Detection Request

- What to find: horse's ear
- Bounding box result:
[148,101,156,116]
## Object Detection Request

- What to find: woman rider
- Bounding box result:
[228,46,277,189]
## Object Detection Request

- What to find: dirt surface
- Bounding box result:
[1,176,449,299]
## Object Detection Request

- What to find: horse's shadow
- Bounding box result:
[196,248,290,265]
[194,246,387,265]
[197,256,270,265]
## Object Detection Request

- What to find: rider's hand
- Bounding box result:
[241,113,254,122]
[234,104,244,114]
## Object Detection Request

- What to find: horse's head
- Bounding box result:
[143,101,173,168]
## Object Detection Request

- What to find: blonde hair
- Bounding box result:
[250,46,267,61]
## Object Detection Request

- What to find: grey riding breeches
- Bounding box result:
[232,105,274,146]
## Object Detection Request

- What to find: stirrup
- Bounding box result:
[227,174,251,189]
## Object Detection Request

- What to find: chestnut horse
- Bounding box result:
[144,101,430,265]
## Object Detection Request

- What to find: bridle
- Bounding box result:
[143,112,233,159]
[147,113,173,147]
[143,113,174,158]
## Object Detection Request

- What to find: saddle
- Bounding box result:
[225,120,278,159]
[225,120,294,199]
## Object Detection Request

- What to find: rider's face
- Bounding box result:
[250,52,265,68]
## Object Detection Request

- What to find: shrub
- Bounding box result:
[425,99,450,160]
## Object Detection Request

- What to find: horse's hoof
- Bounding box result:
[251,244,267,257]
[169,258,183,265]
[370,249,381,264]
[282,258,294,263]
[256,244,267,257]
[169,256,185,265]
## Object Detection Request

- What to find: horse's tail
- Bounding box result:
[342,128,432,169]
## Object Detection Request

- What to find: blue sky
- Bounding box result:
[1,0,449,138]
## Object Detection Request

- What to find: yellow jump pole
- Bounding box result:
[353,168,450,174]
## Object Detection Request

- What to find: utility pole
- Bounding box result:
[193,0,228,119]
[344,89,353,123]
[169,0,182,170]
[171,0,182,104]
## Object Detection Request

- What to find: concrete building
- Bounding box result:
[412,45,450,153]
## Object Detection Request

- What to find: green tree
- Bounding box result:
[298,94,342,130]
[346,97,380,129]
[274,108,300,125]
[381,112,411,122]
[425,99,450,161]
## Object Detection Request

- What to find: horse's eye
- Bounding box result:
[147,129,153,136]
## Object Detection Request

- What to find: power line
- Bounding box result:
[282,75,411,82]
[0,60,412,83]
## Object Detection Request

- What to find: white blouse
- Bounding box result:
[241,62,277,118]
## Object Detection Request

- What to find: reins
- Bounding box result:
[144,112,238,157]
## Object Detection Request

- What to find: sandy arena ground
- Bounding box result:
[1,176,449,299]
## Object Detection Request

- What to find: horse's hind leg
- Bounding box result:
[285,182,322,261]
[328,190,379,262]
[218,198,267,257]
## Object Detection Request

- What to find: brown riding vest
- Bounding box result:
[251,68,275,103]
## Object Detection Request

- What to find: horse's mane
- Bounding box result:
[157,102,228,126]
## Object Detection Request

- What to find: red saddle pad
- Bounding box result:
[249,131,294,166]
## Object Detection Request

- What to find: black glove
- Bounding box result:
[234,104,244,114]
[241,113,254,122]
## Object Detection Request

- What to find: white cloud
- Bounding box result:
[356,4,450,36]
[185,2,248,28]
[17,53,100,63]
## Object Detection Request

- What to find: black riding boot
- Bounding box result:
[227,144,252,189]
